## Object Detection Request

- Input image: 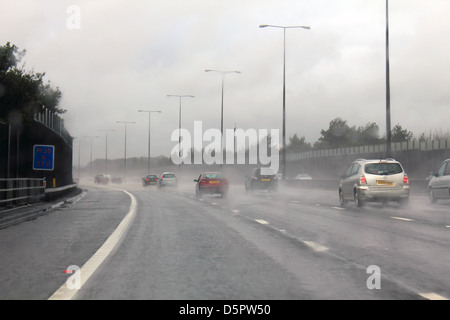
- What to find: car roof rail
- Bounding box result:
[354,158,366,162]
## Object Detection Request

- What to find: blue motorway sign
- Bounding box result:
[33,145,55,171]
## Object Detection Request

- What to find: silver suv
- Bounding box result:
[157,172,177,188]
[339,158,410,207]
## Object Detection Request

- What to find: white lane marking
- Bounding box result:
[50,201,65,209]
[302,241,329,253]
[419,292,448,300]
[290,200,301,203]
[390,216,414,222]
[332,207,345,210]
[255,219,269,225]
[231,209,240,216]
[48,189,138,300]
[446,226,450,228]
[211,202,218,206]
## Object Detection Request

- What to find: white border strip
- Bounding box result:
[48,189,137,300]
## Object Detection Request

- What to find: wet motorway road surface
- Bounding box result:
[0,181,449,300]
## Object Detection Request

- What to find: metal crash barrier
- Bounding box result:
[0,178,46,208]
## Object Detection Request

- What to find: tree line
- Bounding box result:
[286,117,449,152]
[0,42,64,124]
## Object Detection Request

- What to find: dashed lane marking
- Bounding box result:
[390,216,414,222]
[418,292,448,300]
[255,219,269,225]
[302,241,329,253]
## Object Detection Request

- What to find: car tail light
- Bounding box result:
[146,178,149,181]
[403,174,408,184]
[200,179,207,184]
[360,175,367,185]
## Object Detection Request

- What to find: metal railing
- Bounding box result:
[0,178,46,207]
[34,107,72,145]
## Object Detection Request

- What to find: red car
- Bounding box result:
[194,172,229,197]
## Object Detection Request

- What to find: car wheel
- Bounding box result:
[429,188,437,204]
[354,190,363,208]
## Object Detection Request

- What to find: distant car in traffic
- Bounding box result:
[194,172,228,197]
[94,174,109,184]
[157,172,177,189]
[339,158,410,207]
[142,174,158,187]
[428,159,450,204]
[245,167,278,192]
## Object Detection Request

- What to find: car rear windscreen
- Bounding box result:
[204,173,223,179]
[364,163,403,175]
[260,168,275,176]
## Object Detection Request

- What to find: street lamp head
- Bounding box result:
[260,24,311,30]
[139,109,162,113]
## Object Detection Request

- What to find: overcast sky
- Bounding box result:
[2,0,450,166]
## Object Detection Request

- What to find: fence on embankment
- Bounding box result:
[0,107,75,209]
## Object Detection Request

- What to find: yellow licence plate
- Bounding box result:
[261,179,271,182]
[377,180,394,186]
[209,180,220,184]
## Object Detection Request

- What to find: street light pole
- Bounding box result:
[116,121,135,181]
[385,0,392,158]
[205,69,241,162]
[260,24,310,180]
[138,109,162,174]
[84,135,99,178]
[167,95,194,162]
[100,129,115,173]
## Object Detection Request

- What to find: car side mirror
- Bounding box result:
[194,179,198,182]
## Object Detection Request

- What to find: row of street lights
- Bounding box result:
[86,24,311,181]
[83,10,392,181]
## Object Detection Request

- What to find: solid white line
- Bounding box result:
[419,292,448,300]
[50,201,65,209]
[390,216,414,222]
[48,189,138,300]
[332,206,345,210]
[255,219,269,225]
